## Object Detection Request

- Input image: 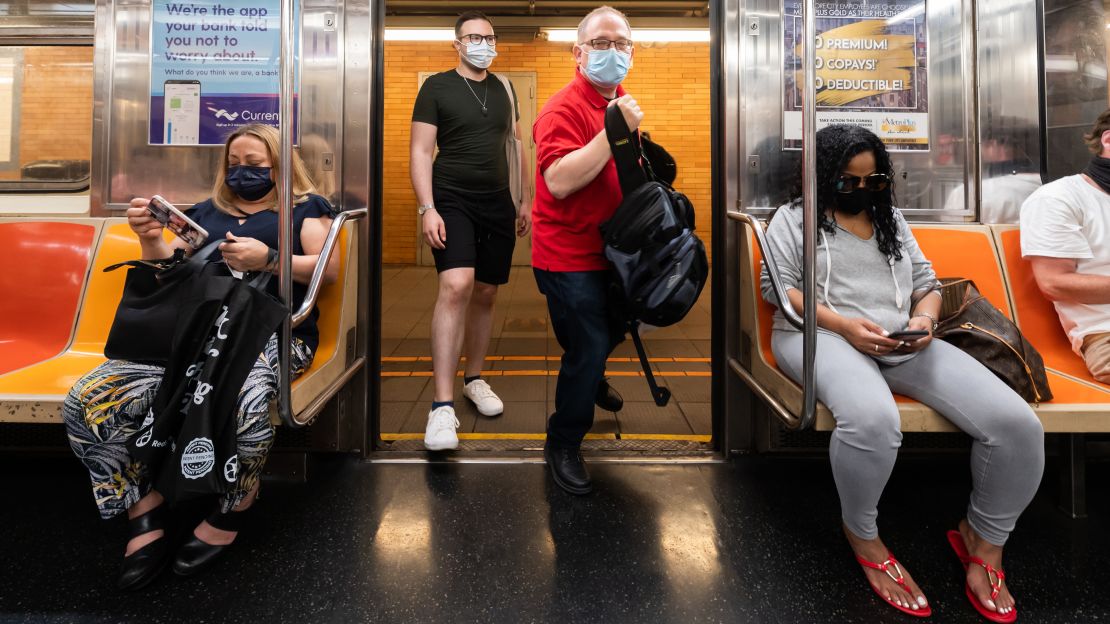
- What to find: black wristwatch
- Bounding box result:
[266,248,278,271]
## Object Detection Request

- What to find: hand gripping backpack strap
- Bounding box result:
[604,104,649,196]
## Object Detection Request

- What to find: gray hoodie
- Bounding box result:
[759,203,940,364]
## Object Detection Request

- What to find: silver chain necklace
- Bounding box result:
[460,74,489,116]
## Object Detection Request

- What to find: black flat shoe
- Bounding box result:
[595,378,624,412]
[544,446,593,495]
[118,505,171,591]
[172,506,251,577]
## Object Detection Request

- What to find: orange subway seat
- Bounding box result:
[0,221,96,376]
[291,226,348,390]
[995,227,1109,390]
[0,222,140,398]
[750,224,1017,409]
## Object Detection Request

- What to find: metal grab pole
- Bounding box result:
[800,0,818,429]
[277,0,295,426]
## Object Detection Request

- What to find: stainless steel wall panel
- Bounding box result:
[1041,0,1109,183]
[90,0,343,214]
[975,0,1042,223]
[735,0,976,218]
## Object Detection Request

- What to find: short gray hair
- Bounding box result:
[577,6,632,43]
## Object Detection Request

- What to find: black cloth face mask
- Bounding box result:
[834,186,892,216]
[1084,156,1110,195]
[226,165,275,201]
[834,188,874,215]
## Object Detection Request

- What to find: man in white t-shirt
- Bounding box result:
[1020,109,1110,383]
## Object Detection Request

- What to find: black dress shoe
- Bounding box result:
[595,378,624,412]
[173,506,250,577]
[544,446,593,495]
[118,505,171,591]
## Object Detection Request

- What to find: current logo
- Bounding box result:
[181,437,216,479]
[207,106,239,121]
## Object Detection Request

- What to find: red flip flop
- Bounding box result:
[855,551,932,617]
[946,530,1017,623]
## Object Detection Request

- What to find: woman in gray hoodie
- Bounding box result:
[761,125,1042,621]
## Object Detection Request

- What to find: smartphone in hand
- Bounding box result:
[147,194,208,248]
[888,329,930,341]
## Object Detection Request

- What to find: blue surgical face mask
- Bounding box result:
[582,47,631,89]
[462,41,497,69]
[226,165,275,201]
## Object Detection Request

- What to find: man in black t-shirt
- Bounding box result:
[410,10,531,451]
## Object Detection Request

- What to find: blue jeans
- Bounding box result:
[534,269,626,449]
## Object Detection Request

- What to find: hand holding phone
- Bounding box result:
[888,329,930,341]
[127,198,167,243]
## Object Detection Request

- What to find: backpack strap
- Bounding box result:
[604,104,649,196]
[628,321,672,407]
[103,239,223,274]
[493,73,517,138]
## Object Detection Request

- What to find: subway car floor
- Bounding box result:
[2,453,1107,622]
[380,265,712,449]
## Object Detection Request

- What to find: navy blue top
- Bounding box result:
[186,194,336,354]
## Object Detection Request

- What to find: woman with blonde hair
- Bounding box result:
[62,123,338,590]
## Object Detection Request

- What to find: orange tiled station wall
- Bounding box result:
[383,40,711,264]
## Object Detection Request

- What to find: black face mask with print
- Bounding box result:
[1084,156,1110,195]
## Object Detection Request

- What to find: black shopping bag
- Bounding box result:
[130,269,286,504]
[104,240,224,365]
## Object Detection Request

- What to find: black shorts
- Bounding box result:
[430,186,517,286]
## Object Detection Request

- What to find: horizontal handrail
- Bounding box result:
[728,210,816,430]
[290,356,366,427]
[726,210,804,330]
[727,357,802,430]
[292,207,368,328]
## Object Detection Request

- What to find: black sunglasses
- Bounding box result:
[835,173,890,193]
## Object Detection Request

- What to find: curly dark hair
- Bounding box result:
[790,124,902,261]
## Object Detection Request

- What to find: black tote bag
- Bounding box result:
[129,270,287,503]
[103,240,224,365]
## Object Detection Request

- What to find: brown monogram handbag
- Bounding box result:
[933,278,1052,403]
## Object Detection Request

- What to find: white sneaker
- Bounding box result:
[463,379,504,417]
[424,406,460,451]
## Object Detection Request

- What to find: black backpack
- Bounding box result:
[640,134,677,186]
[600,105,709,406]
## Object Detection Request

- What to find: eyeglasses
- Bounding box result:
[580,38,634,52]
[835,173,890,193]
[458,33,497,45]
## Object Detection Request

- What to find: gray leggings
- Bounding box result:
[772,330,1045,546]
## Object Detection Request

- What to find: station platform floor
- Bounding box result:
[3,454,1106,623]
[380,266,712,442]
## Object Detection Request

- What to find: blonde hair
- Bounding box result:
[212,123,317,214]
[577,6,631,43]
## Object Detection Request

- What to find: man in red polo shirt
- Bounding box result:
[532,5,642,494]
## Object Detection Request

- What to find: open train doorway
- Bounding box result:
[373,2,715,455]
